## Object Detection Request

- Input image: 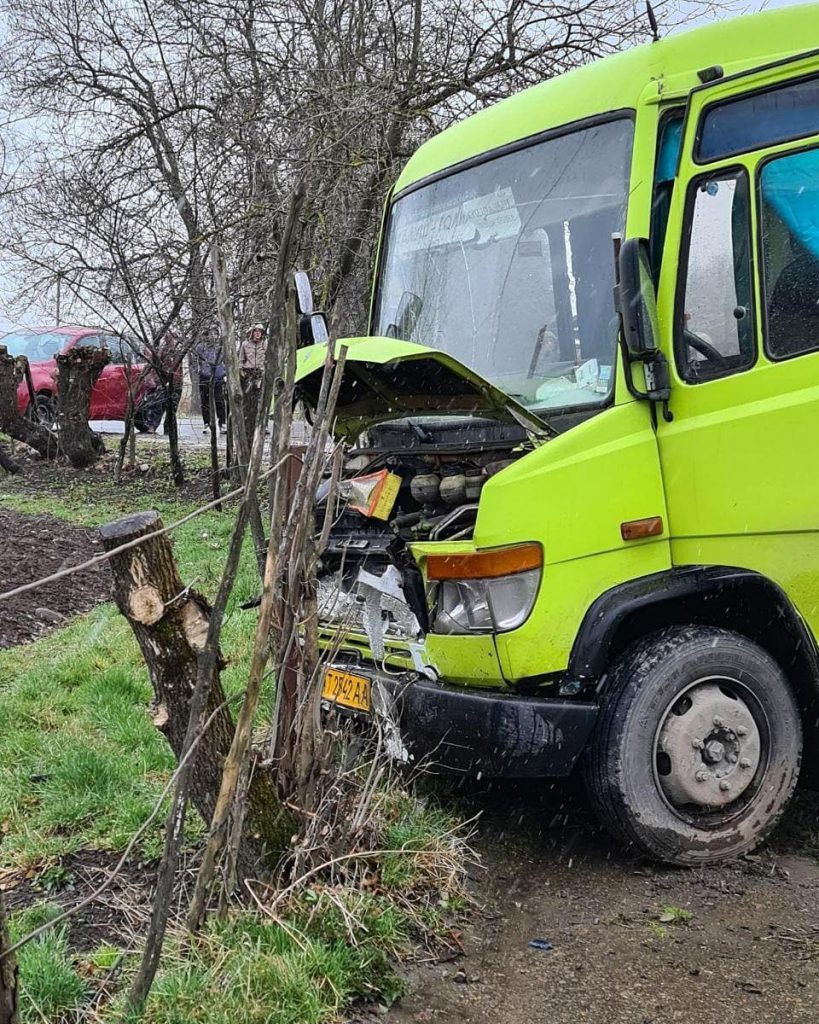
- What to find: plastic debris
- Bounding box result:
[528,938,553,951]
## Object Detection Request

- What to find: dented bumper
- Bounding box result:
[340,667,599,778]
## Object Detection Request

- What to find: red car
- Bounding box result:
[5,326,147,425]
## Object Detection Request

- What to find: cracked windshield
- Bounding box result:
[374,117,634,411]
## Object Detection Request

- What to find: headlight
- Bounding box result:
[427,544,542,636]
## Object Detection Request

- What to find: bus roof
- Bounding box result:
[394,4,819,195]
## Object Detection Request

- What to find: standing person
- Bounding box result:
[239,323,268,438]
[141,329,185,434]
[239,322,267,387]
[195,327,226,434]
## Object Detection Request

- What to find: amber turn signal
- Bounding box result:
[620,516,664,541]
[426,543,542,581]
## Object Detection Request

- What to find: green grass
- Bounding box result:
[1,476,464,1023]
[124,896,409,1024]
[9,905,89,1023]
[0,494,260,869]
[0,469,260,874]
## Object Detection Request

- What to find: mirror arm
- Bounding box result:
[615,316,673,424]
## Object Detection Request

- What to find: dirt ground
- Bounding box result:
[387,784,819,1024]
[0,507,111,647]
[3,849,155,953]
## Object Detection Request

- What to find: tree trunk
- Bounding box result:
[0,837,19,1024]
[163,383,185,486]
[55,345,109,468]
[0,347,57,459]
[98,511,286,853]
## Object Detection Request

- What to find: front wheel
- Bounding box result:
[584,626,802,865]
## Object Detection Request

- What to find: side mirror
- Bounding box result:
[294,271,316,315]
[618,237,660,356]
[293,270,330,347]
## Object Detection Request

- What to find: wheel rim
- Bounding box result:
[653,677,768,824]
[34,397,55,427]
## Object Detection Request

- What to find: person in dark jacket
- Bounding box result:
[196,328,226,433]
[141,329,185,433]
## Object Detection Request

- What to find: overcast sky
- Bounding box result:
[0,0,807,333]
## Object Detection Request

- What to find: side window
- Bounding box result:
[77,333,104,350]
[650,109,684,279]
[698,76,819,163]
[103,335,128,364]
[759,146,819,359]
[676,170,755,382]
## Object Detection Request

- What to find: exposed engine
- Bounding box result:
[316,416,531,655]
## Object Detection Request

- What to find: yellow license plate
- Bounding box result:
[322,668,372,713]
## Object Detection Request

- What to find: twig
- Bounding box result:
[243,880,308,952]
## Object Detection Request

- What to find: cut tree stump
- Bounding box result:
[99,512,285,857]
[55,345,110,468]
[0,346,57,460]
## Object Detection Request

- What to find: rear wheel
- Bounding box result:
[26,392,56,428]
[584,625,801,865]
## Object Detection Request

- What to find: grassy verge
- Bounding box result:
[1,464,466,1023]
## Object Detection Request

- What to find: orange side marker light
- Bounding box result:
[621,516,664,541]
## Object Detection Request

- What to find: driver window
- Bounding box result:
[677,170,755,382]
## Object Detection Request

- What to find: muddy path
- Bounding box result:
[389,783,819,1024]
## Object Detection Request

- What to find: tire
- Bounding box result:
[26,392,56,427]
[584,625,802,865]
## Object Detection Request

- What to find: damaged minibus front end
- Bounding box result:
[297,337,599,777]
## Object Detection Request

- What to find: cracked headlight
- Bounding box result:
[428,544,541,635]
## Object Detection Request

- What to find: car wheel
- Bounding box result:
[27,392,56,427]
[133,408,149,433]
[584,625,801,865]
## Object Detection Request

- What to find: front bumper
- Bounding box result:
[338,668,599,778]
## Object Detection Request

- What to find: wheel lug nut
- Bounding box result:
[740,758,752,769]
[719,780,731,792]
[695,770,708,783]
[713,716,724,728]
[736,726,747,736]
[727,753,738,763]
[692,738,704,750]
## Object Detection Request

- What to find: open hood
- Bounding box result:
[295,337,552,440]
